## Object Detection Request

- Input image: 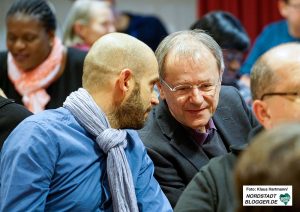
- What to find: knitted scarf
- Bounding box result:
[63,88,138,212]
[8,37,64,113]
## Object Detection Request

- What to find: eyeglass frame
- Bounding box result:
[159,77,221,96]
[260,92,300,101]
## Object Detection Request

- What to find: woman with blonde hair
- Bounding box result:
[63,0,115,51]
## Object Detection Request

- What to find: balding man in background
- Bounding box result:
[0,33,172,212]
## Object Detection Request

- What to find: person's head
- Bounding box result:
[156,30,224,132]
[235,123,300,211]
[250,43,300,129]
[63,0,115,48]
[6,0,56,71]
[82,32,159,129]
[279,0,300,38]
[191,11,250,85]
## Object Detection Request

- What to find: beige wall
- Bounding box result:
[0,0,197,50]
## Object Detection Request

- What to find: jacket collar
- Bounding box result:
[154,97,252,170]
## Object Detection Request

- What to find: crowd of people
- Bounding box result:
[1,0,300,211]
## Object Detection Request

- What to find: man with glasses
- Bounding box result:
[175,42,300,212]
[138,30,258,207]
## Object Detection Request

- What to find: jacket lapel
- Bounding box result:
[155,100,210,170]
[213,104,246,149]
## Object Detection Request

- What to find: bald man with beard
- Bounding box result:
[0,33,172,212]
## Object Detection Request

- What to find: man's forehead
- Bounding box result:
[166,48,218,71]
[273,65,300,89]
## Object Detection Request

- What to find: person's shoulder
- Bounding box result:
[219,85,241,100]
[205,152,237,171]
[66,47,87,60]
[124,129,149,164]
[0,51,8,70]
[0,51,7,59]
[126,129,145,150]
[194,152,237,184]
[22,107,73,129]
[0,97,32,146]
[265,19,286,28]
[0,97,32,119]
[261,20,287,34]
[126,12,165,26]
[141,14,165,24]
[138,105,172,148]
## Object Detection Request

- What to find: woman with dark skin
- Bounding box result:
[0,0,86,113]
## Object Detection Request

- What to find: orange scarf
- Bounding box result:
[8,37,64,113]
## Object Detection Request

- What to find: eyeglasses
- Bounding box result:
[260,92,300,102]
[160,78,220,96]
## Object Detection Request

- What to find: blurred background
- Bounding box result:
[0,0,283,51]
[0,0,197,50]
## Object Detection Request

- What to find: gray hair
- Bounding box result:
[155,29,225,79]
[63,0,110,47]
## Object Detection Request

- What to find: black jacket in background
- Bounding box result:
[0,97,32,149]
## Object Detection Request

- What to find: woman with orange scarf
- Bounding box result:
[0,0,86,113]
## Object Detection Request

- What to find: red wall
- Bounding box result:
[197,0,283,46]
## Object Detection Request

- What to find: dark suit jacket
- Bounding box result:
[174,125,263,212]
[138,86,258,207]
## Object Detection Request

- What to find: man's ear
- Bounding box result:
[252,100,272,129]
[112,69,133,105]
[118,68,133,94]
[278,0,288,18]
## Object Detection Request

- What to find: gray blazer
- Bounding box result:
[138,86,258,207]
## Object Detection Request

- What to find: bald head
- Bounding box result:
[82,32,158,92]
[251,43,300,100]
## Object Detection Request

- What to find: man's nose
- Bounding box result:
[14,39,26,50]
[189,87,205,103]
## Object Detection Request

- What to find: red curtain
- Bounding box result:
[197,0,283,46]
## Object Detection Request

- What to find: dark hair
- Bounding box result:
[190,11,250,51]
[6,0,56,32]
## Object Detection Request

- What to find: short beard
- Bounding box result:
[108,82,146,129]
